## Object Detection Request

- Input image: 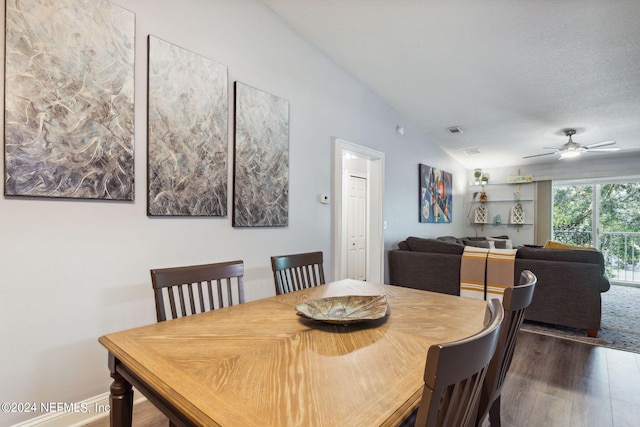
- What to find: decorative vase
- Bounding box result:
[479,191,487,203]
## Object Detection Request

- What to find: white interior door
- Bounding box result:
[347,173,367,280]
[332,138,385,284]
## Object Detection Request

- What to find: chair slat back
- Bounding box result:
[270,251,325,295]
[151,260,245,322]
[415,299,504,427]
[475,270,537,426]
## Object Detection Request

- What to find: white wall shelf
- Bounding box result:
[473,199,533,203]
[468,180,534,237]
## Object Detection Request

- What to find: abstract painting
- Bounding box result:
[4,0,135,200]
[233,82,289,227]
[419,164,453,223]
[147,36,228,216]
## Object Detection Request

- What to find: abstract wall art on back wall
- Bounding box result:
[419,164,453,223]
[4,0,135,200]
[147,36,229,216]
[233,82,289,227]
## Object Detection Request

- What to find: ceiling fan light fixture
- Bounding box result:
[559,150,581,159]
[523,128,617,160]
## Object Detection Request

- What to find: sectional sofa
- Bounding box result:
[388,236,611,337]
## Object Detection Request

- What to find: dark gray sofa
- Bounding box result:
[388,236,611,337]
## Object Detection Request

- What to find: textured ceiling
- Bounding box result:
[261,0,640,169]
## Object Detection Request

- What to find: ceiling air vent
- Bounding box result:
[447,126,463,134]
[463,148,482,156]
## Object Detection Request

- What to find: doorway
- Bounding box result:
[332,138,385,283]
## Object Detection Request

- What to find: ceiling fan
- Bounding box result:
[523,129,619,159]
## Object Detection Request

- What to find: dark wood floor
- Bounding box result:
[489,330,640,427]
[85,331,640,427]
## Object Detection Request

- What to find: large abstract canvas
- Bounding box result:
[233,82,289,227]
[4,0,135,200]
[147,37,228,216]
[419,164,453,223]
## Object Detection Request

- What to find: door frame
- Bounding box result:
[332,138,385,283]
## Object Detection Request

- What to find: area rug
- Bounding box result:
[520,284,640,354]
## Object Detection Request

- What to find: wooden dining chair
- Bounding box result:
[150,260,245,322]
[411,299,504,427]
[475,270,537,427]
[270,251,325,295]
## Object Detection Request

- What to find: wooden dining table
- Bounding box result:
[99,279,488,427]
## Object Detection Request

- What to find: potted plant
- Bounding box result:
[473,169,482,185]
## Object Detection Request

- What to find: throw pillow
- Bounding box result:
[462,239,491,249]
[544,240,597,251]
[486,236,513,249]
[490,240,507,249]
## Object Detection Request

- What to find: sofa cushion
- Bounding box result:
[516,246,605,274]
[397,240,409,250]
[436,235,460,244]
[405,237,464,255]
[389,250,461,295]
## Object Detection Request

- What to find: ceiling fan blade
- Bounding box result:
[523,152,557,159]
[585,140,616,148]
[585,147,620,152]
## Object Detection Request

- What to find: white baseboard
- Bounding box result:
[9,391,147,427]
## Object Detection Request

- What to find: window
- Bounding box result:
[553,179,640,284]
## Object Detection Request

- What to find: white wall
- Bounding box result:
[0,0,466,424]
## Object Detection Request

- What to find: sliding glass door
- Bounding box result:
[553,184,594,245]
[553,180,640,285]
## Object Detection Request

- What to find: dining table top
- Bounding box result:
[99,279,488,427]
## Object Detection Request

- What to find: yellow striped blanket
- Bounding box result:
[460,246,517,301]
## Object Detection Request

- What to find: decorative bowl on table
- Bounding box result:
[295,295,388,324]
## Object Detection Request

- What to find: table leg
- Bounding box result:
[108,355,133,427]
